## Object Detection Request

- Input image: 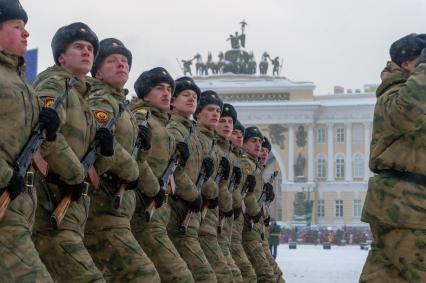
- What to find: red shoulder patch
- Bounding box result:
[93,110,109,123]
[43,97,55,108]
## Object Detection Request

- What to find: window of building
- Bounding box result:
[353,153,364,177]
[335,199,343,217]
[336,154,345,178]
[353,199,362,217]
[336,127,345,144]
[316,128,326,144]
[353,126,363,144]
[317,155,326,178]
[317,199,325,217]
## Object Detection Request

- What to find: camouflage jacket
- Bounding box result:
[363,61,426,229]
[0,52,41,227]
[230,147,245,242]
[129,98,173,229]
[85,79,139,231]
[33,65,103,236]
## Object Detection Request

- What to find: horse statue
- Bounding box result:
[194,53,208,76]
[206,52,219,75]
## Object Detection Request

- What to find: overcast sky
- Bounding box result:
[22,0,425,95]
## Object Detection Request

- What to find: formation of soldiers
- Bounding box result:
[0,1,286,282]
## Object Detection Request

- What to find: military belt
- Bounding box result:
[378,169,426,187]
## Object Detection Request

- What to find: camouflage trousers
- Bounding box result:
[199,233,234,283]
[84,228,160,282]
[133,204,194,283]
[242,236,276,283]
[33,229,105,283]
[218,236,243,283]
[168,199,217,282]
[262,235,285,283]
[360,224,426,283]
[0,189,53,283]
[230,239,257,283]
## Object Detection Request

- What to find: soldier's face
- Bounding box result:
[243,137,262,157]
[216,116,233,139]
[260,147,270,164]
[0,20,29,57]
[196,104,221,130]
[230,129,243,148]
[96,54,129,89]
[401,57,420,73]
[58,40,94,78]
[144,83,172,112]
[171,89,197,116]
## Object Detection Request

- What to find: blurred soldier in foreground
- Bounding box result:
[360,33,426,282]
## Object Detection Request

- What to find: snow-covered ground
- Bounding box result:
[277,244,368,283]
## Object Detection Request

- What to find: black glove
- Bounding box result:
[153,189,166,208]
[138,124,151,151]
[202,157,214,180]
[416,48,426,67]
[264,215,271,227]
[252,211,262,223]
[221,209,234,218]
[245,174,256,193]
[125,177,139,191]
[187,194,202,212]
[219,157,230,181]
[232,167,242,185]
[264,183,274,202]
[70,182,87,202]
[176,142,190,167]
[233,207,242,220]
[8,169,24,200]
[95,128,114,157]
[39,107,60,141]
[207,197,218,209]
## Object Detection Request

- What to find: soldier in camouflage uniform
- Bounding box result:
[260,137,286,283]
[229,120,257,283]
[0,1,58,281]
[166,77,217,282]
[195,90,234,282]
[216,103,244,283]
[83,38,160,282]
[32,22,115,282]
[240,127,276,283]
[130,67,194,283]
[360,34,426,282]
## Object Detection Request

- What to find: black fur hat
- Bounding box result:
[234,120,245,133]
[91,38,132,77]
[134,67,175,98]
[390,33,426,66]
[195,90,223,115]
[262,136,272,152]
[0,0,27,24]
[221,103,237,125]
[244,126,263,142]
[51,22,99,65]
[173,76,201,102]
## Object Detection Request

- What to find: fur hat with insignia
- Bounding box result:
[244,126,263,143]
[262,136,272,152]
[390,33,426,66]
[134,67,175,99]
[221,103,237,125]
[173,76,201,102]
[51,22,99,65]
[195,90,223,116]
[0,0,27,24]
[234,119,245,133]
[91,38,132,77]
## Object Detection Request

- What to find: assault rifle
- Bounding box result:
[113,110,151,209]
[216,143,233,234]
[258,171,278,239]
[227,147,241,194]
[240,166,258,231]
[145,122,195,221]
[0,77,77,220]
[50,100,129,229]
[179,137,216,234]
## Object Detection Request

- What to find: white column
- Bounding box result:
[288,124,294,183]
[363,122,370,181]
[307,123,314,182]
[327,122,334,182]
[345,122,352,182]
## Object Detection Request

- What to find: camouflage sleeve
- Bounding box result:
[0,160,13,189]
[240,157,260,217]
[36,78,84,185]
[218,179,232,212]
[89,95,138,182]
[202,177,218,199]
[137,159,159,198]
[168,125,198,202]
[384,64,426,132]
